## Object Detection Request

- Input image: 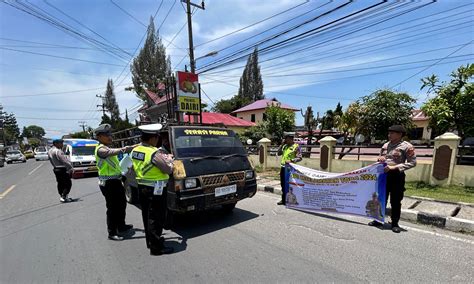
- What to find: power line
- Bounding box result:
[194,0,310,48]
[200,88,215,105]
[0,47,127,67]
[16,116,99,121]
[158,0,177,31]
[390,40,474,88]
[110,0,146,27]
[1,83,132,98]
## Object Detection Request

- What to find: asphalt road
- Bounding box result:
[1,160,473,283]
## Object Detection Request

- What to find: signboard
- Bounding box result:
[176,71,200,113]
[285,163,387,222]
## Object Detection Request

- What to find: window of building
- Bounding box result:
[251,114,256,122]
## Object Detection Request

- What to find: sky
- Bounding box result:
[0,0,473,138]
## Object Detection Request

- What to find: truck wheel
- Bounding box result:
[222,202,237,214]
[125,185,139,204]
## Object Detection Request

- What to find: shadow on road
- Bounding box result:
[293,208,368,226]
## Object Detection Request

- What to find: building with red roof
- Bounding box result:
[184,112,256,133]
[411,109,432,143]
[231,98,299,124]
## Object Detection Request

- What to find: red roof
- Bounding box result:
[184,112,256,127]
[412,109,429,121]
[232,99,299,113]
[144,89,174,105]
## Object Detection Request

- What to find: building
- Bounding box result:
[411,109,432,144]
[184,112,256,134]
[138,89,174,123]
[231,99,299,124]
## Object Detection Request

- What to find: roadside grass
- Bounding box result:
[405,182,474,204]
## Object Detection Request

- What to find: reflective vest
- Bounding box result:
[280,144,299,166]
[95,144,122,180]
[131,145,169,187]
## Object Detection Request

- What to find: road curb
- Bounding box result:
[257,184,473,234]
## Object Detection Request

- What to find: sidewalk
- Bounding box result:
[256,176,474,234]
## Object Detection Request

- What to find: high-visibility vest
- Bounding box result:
[95,144,122,180]
[280,144,299,166]
[131,145,169,186]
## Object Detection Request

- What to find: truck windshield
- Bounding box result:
[172,128,246,158]
[72,146,96,156]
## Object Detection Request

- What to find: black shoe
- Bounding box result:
[150,246,174,256]
[277,201,285,205]
[118,224,133,233]
[391,225,402,233]
[368,221,382,227]
[108,235,124,241]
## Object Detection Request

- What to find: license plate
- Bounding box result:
[215,184,237,197]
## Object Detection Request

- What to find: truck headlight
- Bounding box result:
[245,170,254,179]
[185,178,198,189]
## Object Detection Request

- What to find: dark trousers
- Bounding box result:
[386,171,405,226]
[138,185,166,250]
[280,167,286,204]
[53,168,72,197]
[99,179,127,236]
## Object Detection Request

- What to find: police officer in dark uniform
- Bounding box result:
[370,125,417,233]
[131,124,174,255]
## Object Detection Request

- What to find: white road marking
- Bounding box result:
[0,185,16,199]
[403,225,474,245]
[28,164,43,176]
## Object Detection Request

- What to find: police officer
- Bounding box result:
[48,138,74,203]
[131,124,174,255]
[277,132,302,205]
[370,125,417,233]
[94,124,134,241]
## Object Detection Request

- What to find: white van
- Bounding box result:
[63,139,98,178]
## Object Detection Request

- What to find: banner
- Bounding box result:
[285,163,387,222]
[176,71,200,113]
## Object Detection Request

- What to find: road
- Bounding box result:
[1,161,473,283]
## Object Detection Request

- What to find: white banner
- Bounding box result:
[285,163,387,222]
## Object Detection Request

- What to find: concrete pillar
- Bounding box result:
[319,136,337,172]
[258,138,272,170]
[430,132,461,186]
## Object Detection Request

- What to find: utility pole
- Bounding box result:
[184,0,205,73]
[78,121,87,132]
[96,94,106,117]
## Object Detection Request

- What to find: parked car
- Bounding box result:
[34,146,49,161]
[6,150,27,164]
[24,150,35,159]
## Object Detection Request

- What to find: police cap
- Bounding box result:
[94,124,113,135]
[284,132,296,138]
[138,123,163,134]
[388,125,406,134]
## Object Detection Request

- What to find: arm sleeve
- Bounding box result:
[97,145,123,159]
[397,146,417,172]
[58,151,73,171]
[291,145,303,163]
[151,152,174,174]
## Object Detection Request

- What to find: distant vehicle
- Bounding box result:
[34,146,49,161]
[6,150,26,164]
[24,150,35,159]
[63,139,99,178]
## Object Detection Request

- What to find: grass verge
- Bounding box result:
[405,182,474,204]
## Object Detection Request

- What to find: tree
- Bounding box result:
[421,64,474,138]
[22,125,45,139]
[238,47,264,102]
[321,102,343,130]
[104,79,120,122]
[264,105,295,143]
[336,102,364,144]
[131,17,172,101]
[240,124,267,144]
[3,112,20,144]
[211,98,236,114]
[358,89,415,140]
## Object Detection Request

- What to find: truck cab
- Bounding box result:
[63,139,99,178]
[123,125,257,215]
